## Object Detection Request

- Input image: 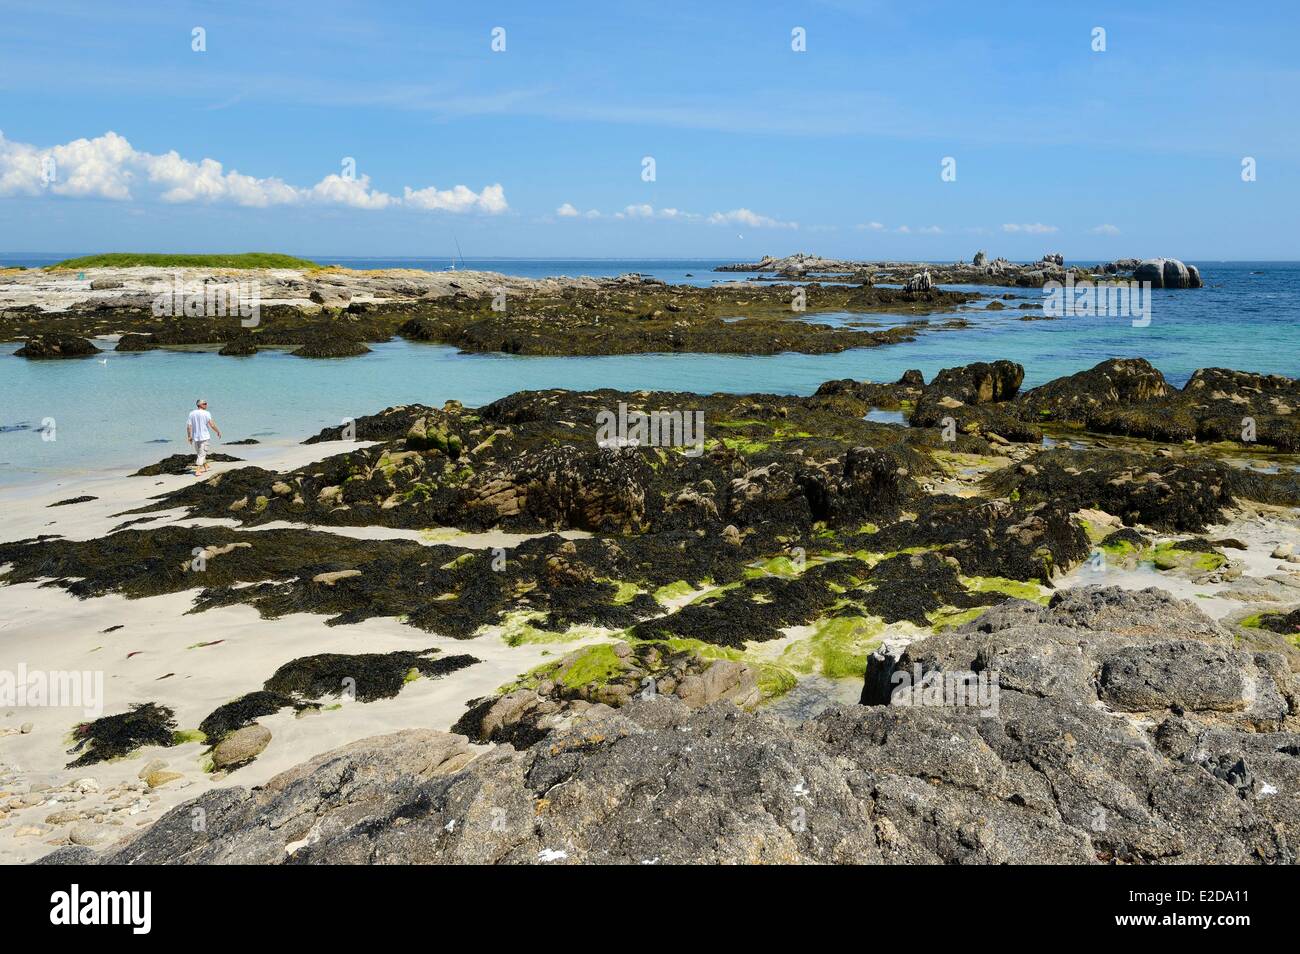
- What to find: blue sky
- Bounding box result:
[1,0,1297,260]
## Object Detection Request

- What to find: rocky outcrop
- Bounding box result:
[309,287,353,307]
[13,333,100,359]
[218,336,258,356]
[2,263,987,359]
[468,445,652,533]
[812,369,924,409]
[902,271,934,293]
[910,360,1037,441]
[453,640,761,748]
[718,253,1088,288]
[114,333,159,352]
[48,587,1299,865]
[924,360,1025,406]
[406,416,463,457]
[1016,358,1171,422]
[1010,358,1300,451]
[985,449,1239,532]
[290,328,371,358]
[1100,258,1141,274]
[1132,258,1203,289]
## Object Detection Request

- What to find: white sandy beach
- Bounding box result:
[0,440,607,863]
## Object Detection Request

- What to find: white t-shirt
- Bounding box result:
[187,408,213,442]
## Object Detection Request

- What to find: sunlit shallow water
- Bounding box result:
[2,261,1298,485]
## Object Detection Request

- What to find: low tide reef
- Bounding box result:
[2,265,980,358]
[6,356,1300,863]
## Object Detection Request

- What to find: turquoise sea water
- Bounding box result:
[1,260,1298,486]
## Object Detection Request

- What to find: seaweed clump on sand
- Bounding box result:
[133,453,244,476]
[193,651,480,753]
[67,702,178,767]
[263,649,479,702]
[197,690,309,745]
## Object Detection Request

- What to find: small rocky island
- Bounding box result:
[717,251,1204,289]
[2,264,981,359]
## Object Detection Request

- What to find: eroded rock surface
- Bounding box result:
[46,587,1296,865]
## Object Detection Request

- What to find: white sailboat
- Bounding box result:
[446,236,465,271]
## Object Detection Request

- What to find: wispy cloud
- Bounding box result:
[1090,223,1121,235]
[0,131,507,213]
[1002,222,1058,234]
[554,202,797,228]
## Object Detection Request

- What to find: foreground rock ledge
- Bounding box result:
[40,586,1297,865]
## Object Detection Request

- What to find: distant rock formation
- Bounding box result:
[1100,258,1141,274]
[1133,258,1203,289]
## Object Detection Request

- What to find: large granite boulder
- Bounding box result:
[1133,258,1203,289]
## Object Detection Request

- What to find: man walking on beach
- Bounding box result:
[186,398,222,475]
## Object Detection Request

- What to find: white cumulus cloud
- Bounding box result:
[707,208,797,229]
[403,182,505,213]
[1090,223,1121,235]
[1002,222,1058,234]
[0,130,506,214]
